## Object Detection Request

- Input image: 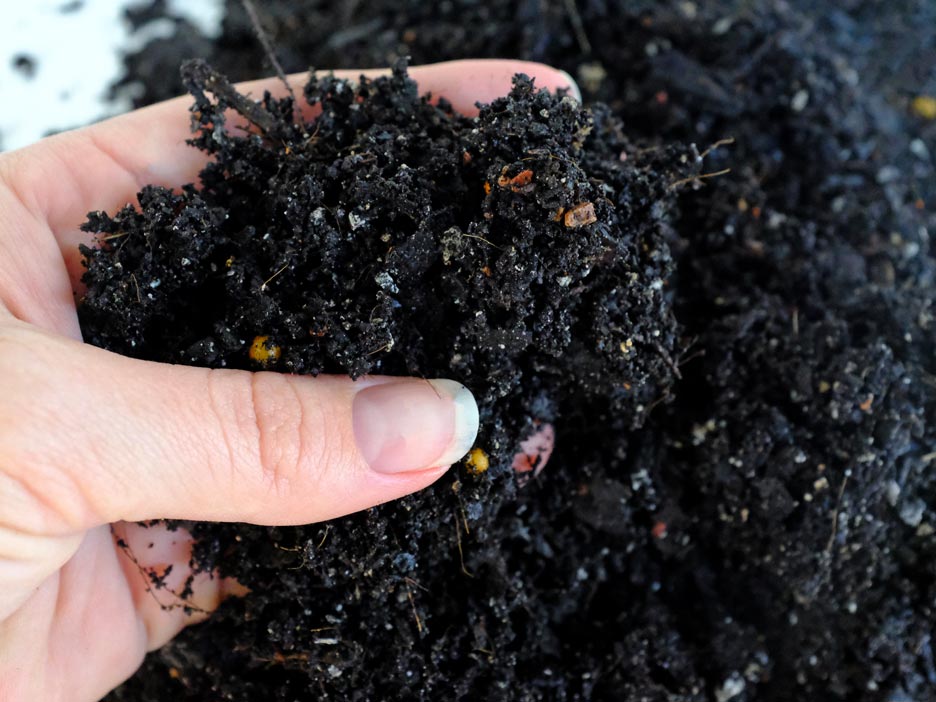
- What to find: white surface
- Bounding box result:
[0,0,222,151]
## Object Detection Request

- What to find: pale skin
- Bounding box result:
[0,61,577,701]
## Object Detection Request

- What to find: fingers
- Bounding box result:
[110,522,245,651]
[0,322,478,534]
[0,525,149,702]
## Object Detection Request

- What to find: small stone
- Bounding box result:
[910,138,930,159]
[886,480,901,507]
[348,212,367,230]
[715,673,745,702]
[578,62,607,94]
[876,166,901,184]
[712,17,733,35]
[899,498,926,528]
[564,202,597,228]
[374,271,399,293]
[791,89,810,112]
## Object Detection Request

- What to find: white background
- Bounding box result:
[0,0,222,151]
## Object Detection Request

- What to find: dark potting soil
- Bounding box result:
[85,58,699,698]
[92,1,936,701]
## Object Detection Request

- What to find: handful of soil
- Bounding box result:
[82,61,698,698]
[102,2,936,700]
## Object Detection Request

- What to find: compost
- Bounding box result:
[90,1,936,700]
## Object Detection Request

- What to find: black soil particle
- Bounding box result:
[93,2,936,701]
[58,0,84,13]
[12,54,37,79]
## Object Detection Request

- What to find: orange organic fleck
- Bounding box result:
[564,202,598,228]
[249,335,281,366]
[465,448,490,475]
[498,168,535,192]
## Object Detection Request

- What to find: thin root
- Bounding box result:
[668,168,732,191]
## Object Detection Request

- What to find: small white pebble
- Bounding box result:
[715,673,745,702]
[791,89,810,112]
[886,480,901,506]
[713,17,733,35]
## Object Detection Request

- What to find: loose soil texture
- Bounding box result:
[90,1,936,700]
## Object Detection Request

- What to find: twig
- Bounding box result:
[699,137,735,159]
[653,341,683,380]
[668,168,732,191]
[423,377,443,400]
[643,391,672,416]
[406,585,423,634]
[317,525,330,549]
[404,576,429,593]
[182,59,279,135]
[454,509,474,577]
[563,0,593,55]
[825,474,849,554]
[240,0,311,140]
[129,273,142,304]
[240,0,297,108]
[366,338,394,356]
[112,526,208,614]
[260,261,290,292]
[463,233,501,249]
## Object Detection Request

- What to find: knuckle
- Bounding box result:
[211,370,333,501]
[249,373,305,495]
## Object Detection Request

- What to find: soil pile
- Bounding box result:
[97,1,936,700]
[87,60,700,699]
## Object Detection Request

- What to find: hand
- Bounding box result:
[0,61,578,701]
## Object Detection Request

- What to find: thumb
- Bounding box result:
[0,323,479,533]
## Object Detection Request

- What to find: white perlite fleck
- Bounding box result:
[791,89,810,112]
[715,673,746,702]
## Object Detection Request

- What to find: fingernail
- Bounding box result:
[559,70,582,102]
[352,379,479,474]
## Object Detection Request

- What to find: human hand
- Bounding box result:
[0,60,578,701]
